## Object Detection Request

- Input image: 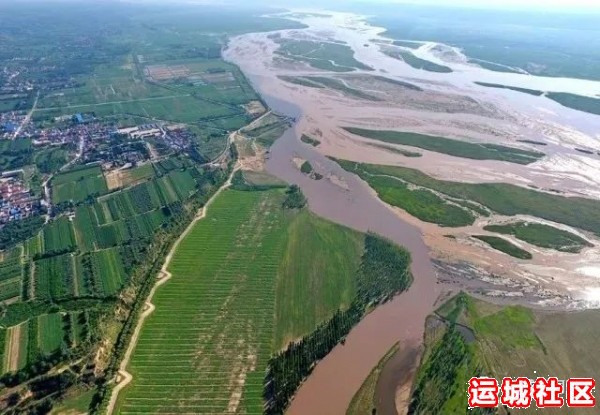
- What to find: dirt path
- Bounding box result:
[105,164,238,415]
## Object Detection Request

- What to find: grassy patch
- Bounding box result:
[472,235,532,259]
[547,92,600,116]
[52,165,108,205]
[370,75,423,91]
[302,76,381,101]
[274,39,372,72]
[383,49,452,73]
[278,75,325,89]
[475,81,544,96]
[484,221,592,253]
[392,40,422,49]
[300,134,321,147]
[347,342,400,415]
[344,127,544,164]
[336,160,600,236]
[368,175,475,227]
[274,211,364,348]
[412,293,600,413]
[363,141,422,157]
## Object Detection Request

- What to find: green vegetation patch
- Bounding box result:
[475,81,544,96]
[370,75,423,91]
[344,127,544,164]
[117,189,289,414]
[300,161,313,174]
[336,160,600,236]
[302,76,382,101]
[300,134,321,147]
[278,75,325,89]
[392,40,423,49]
[472,235,532,259]
[51,165,109,205]
[383,49,452,73]
[274,39,373,72]
[547,92,600,116]
[347,342,400,415]
[274,211,364,348]
[0,138,33,171]
[484,221,592,253]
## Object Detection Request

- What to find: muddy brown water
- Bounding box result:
[261,92,441,415]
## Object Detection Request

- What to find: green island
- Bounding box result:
[273,38,373,72]
[335,160,600,235]
[546,92,600,116]
[484,221,593,253]
[474,81,544,96]
[408,293,600,414]
[279,75,382,101]
[344,127,545,165]
[472,235,533,259]
[383,49,453,73]
[300,134,321,147]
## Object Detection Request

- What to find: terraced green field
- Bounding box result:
[52,165,109,205]
[117,189,289,413]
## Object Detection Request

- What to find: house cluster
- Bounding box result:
[0,174,40,224]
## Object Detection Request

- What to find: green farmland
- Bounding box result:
[383,49,452,73]
[116,186,412,414]
[344,127,545,165]
[51,165,109,205]
[546,92,600,116]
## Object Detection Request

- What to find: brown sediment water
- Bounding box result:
[261,93,441,415]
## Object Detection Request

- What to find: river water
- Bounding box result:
[258,91,441,414]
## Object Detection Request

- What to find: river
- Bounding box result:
[256,90,441,414]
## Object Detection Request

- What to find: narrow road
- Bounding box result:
[13,91,38,139]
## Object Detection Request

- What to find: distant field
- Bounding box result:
[472,235,532,259]
[274,38,373,72]
[344,127,544,164]
[383,49,452,73]
[484,221,593,253]
[336,160,600,235]
[474,81,544,96]
[410,293,600,414]
[546,92,600,116]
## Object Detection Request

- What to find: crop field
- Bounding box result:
[116,189,290,414]
[483,221,593,253]
[344,127,544,164]
[3,322,29,373]
[274,38,373,72]
[274,210,363,348]
[0,248,23,303]
[42,216,76,254]
[34,253,75,301]
[52,165,109,205]
[37,313,65,354]
[336,160,600,235]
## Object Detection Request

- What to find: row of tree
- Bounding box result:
[264,233,413,414]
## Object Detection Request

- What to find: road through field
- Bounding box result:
[105,164,237,415]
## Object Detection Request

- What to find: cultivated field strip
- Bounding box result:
[117,189,288,414]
